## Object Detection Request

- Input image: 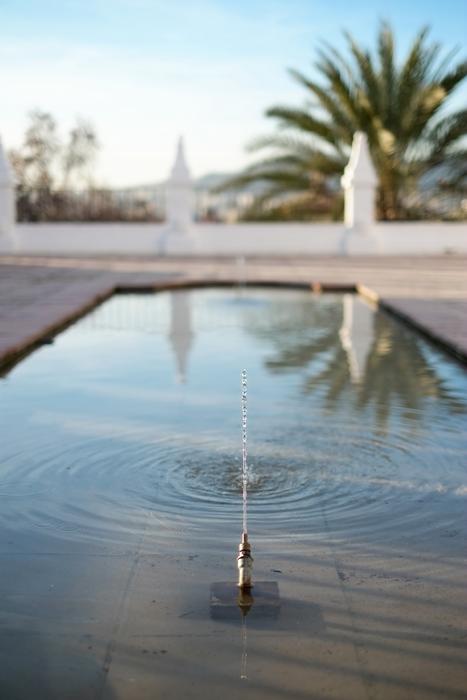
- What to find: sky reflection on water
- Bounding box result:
[1,288,466,700]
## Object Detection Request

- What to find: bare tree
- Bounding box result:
[9,110,99,221]
[61,118,99,189]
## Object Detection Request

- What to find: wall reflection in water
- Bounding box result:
[240,292,465,429]
[169,291,194,383]
[76,288,465,429]
[78,289,196,384]
[339,294,374,383]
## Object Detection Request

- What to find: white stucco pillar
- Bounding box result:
[165,137,193,231]
[160,137,195,254]
[341,132,379,254]
[0,136,16,251]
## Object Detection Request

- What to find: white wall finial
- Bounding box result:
[171,136,191,182]
[341,132,377,231]
[0,135,16,251]
[165,136,193,233]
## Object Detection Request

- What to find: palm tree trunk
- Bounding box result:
[378,174,402,220]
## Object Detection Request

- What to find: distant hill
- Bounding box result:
[116,171,267,222]
[115,170,342,222]
[193,172,231,190]
[120,171,265,195]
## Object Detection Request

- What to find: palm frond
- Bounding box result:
[378,21,396,126]
[265,106,339,148]
[344,31,381,116]
[315,49,361,123]
[219,21,467,221]
[424,109,467,160]
[397,26,431,127]
[288,68,354,144]
[440,60,467,92]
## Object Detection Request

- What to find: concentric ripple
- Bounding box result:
[1,288,466,552]
[1,421,464,551]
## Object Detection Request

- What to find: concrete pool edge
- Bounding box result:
[358,283,467,364]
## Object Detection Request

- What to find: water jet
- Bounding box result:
[210,370,280,621]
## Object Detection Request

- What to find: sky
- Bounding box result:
[1,0,466,187]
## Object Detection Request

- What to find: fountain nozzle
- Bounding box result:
[237,532,253,589]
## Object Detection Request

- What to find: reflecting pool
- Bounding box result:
[1,288,466,700]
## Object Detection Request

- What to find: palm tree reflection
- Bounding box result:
[242,294,465,429]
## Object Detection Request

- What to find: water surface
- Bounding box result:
[1,288,466,699]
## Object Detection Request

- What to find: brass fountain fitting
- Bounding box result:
[237,532,254,589]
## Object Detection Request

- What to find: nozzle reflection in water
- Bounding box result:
[237,588,254,616]
[238,589,253,680]
[241,615,248,680]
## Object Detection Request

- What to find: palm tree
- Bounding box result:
[219,23,467,220]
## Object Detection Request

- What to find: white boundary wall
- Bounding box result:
[371,222,467,255]
[4,220,466,256]
[2,131,466,257]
